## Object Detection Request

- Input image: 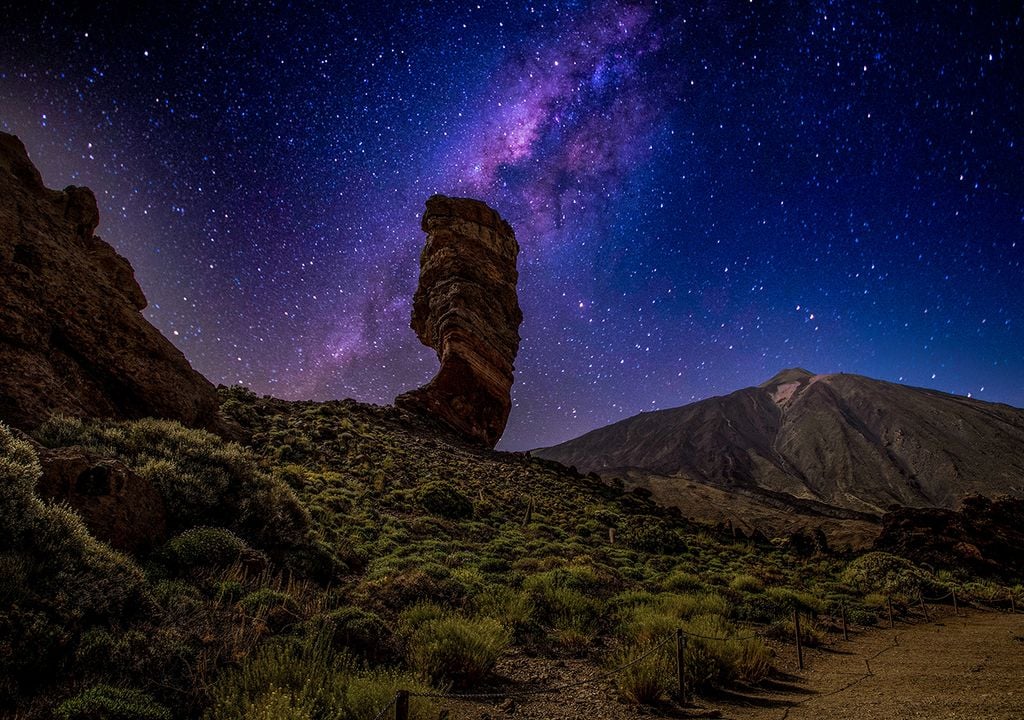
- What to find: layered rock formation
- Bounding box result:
[396,195,522,447]
[0,132,221,431]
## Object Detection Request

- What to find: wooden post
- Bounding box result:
[793,607,804,670]
[395,690,409,720]
[608,527,616,544]
[1012,594,1017,614]
[919,591,929,621]
[887,596,894,629]
[675,628,687,705]
[841,604,849,641]
[952,588,959,616]
[522,497,533,526]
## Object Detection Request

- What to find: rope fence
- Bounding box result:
[367,586,1020,719]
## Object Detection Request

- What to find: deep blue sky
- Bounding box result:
[2,1,1021,449]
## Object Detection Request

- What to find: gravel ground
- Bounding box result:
[718,609,1024,720]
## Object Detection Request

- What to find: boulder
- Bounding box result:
[36,446,167,552]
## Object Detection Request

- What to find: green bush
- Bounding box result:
[521,565,613,638]
[661,570,705,593]
[206,636,436,720]
[620,516,686,554]
[162,527,259,571]
[738,586,822,623]
[55,684,171,720]
[657,591,730,620]
[238,589,302,632]
[842,552,934,597]
[311,606,392,661]
[407,613,510,685]
[682,614,771,689]
[729,574,764,593]
[473,585,534,638]
[611,641,672,705]
[415,480,473,519]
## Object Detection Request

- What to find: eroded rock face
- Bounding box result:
[36,446,168,552]
[396,195,522,447]
[0,132,221,431]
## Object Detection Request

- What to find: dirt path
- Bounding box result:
[714,610,1024,720]
[437,610,1023,720]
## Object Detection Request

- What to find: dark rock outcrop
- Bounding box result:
[0,132,221,431]
[36,446,168,552]
[875,495,1024,578]
[396,195,522,447]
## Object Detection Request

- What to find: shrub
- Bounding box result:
[618,603,678,646]
[55,684,171,720]
[162,527,258,571]
[415,481,473,519]
[343,668,438,720]
[842,552,934,598]
[205,634,346,720]
[729,574,764,593]
[738,585,822,624]
[620,516,686,554]
[473,585,534,638]
[656,592,730,621]
[238,588,298,613]
[312,606,392,661]
[407,613,510,685]
[611,641,672,705]
[73,628,147,674]
[682,614,771,689]
[661,570,705,593]
[206,636,436,720]
[522,565,613,637]
[764,617,827,647]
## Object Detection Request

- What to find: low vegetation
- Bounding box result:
[0,387,1019,718]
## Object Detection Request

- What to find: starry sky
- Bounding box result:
[1,1,1021,449]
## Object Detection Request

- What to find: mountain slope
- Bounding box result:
[534,369,1024,519]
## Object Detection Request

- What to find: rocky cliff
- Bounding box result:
[0,132,221,431]
[396,195,522,447]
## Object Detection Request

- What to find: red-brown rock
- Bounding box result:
[36,446,167,552]
[0,132,221,432]
[396,195,522,447]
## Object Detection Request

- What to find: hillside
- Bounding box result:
[8,388,1018,719]
[534,369,1024,528]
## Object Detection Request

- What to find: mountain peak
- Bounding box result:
[760,367,815,388]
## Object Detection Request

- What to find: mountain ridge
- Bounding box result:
[533,370,1024,529]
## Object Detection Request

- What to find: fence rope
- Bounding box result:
[369,692,399,720]
[921,590,954,602]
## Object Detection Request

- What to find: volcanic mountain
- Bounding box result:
[534,369,1024,543]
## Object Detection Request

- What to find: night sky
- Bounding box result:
[1,1,1021,449]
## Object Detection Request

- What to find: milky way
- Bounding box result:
[1,1,1021,449]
